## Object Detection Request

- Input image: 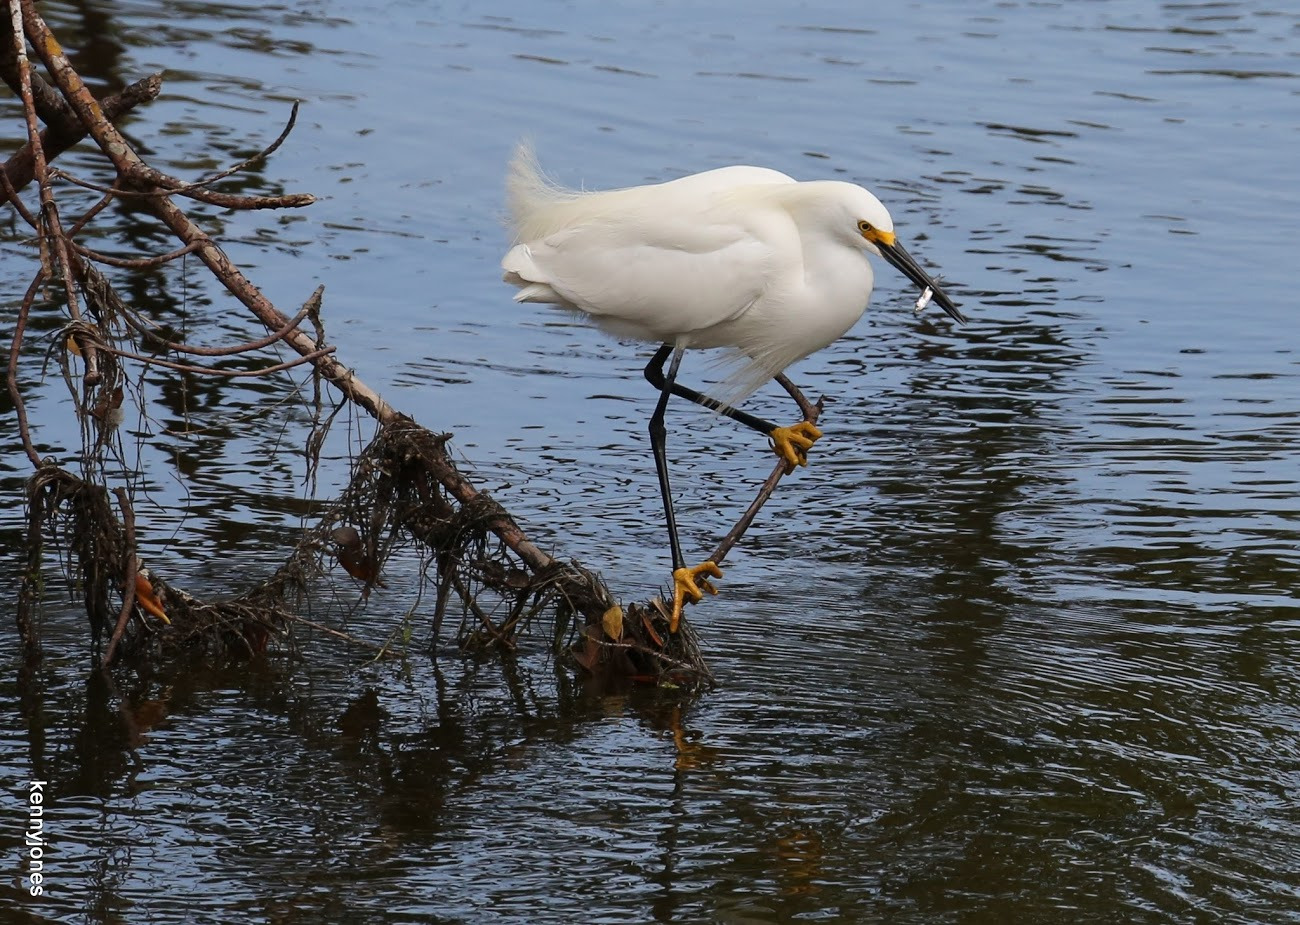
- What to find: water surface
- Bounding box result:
[2,1,1298,922]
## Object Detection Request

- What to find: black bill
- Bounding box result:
[878,240,967,324]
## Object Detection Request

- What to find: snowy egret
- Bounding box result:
[502,144,964,633]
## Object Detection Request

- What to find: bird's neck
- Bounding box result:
[798,224,874,304]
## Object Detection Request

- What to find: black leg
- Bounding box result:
[647,345,809,631]
[646,345,687,572]
[644,348,779,437]
[645,345,725,632]
[645,349,821,472]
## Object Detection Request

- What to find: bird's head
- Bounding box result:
[829,182,967,324]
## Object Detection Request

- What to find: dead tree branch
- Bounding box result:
[3,3,815,687]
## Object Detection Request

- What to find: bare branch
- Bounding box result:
[69,238,200,270]
[6,274,44,468]
[0,73,162,196]
[283,612,398,656]
[99,342,337,378]
[107,283,321,357]
[52,164,317,210]
[64,181,121,239]
[102,487,136,666]
[708,392,824,568]
[9,2,103,390]
[186,99,304,188]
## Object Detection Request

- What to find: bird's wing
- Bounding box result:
[507,211,780,341]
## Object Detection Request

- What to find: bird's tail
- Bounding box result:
[506,141,580,242]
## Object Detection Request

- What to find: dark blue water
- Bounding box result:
[3,1,1298,922]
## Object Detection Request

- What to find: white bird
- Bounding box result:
[502,144,965,633]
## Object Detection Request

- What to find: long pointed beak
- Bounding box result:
[877,238,966,324]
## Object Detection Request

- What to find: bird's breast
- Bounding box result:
[787,244,876,346]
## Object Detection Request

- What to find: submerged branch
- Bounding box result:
[101,488,137,666]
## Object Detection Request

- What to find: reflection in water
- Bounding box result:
[2,0,1299,922]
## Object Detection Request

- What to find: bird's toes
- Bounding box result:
[770,421,823,468]
[669,561,724,632]
[795,421,824,442]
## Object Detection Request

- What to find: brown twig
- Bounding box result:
[69,238,200,271]
[7,274,43,468]
[0,10,68,125]
[0,151,38,226]
[453,572,517,650]
[13,9,308,210]
[102,487,136,666]
[411,423,555,574]
[108,285,320,357]
[9,0,95,386]
[98,342,337,378]
[707,389,824,569]
[64,182,121,239]
[776,371,820,420]
[51,164,317,210]
[186,100,303,187]
[283,612,396,655]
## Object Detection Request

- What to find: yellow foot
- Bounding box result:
[670,560,723,633]
[769,420,823,470]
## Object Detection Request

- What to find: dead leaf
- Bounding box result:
[601,604,624,641]
[639,610,664,648]
[573,624,602,672]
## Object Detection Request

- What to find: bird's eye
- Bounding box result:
[857,220,873,233]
